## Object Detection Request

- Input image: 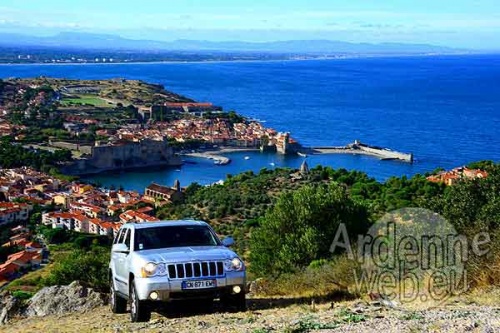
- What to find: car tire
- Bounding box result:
[110,277,127,314]
[221,292,246,312]
[130,281,151,322]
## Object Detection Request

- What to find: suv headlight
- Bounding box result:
[141,262,167,277]
[224,257,244,271]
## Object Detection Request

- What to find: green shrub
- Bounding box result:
[250,183,369,276]
[43,246,110,291]
[12,290,34,301]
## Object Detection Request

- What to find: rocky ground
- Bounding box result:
[2,286,500,333]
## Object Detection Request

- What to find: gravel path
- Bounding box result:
[4,298,500,333]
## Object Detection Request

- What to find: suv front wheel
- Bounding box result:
[130,281,151,322]
[221,292,247,312]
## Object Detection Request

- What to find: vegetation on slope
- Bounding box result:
[6,228,111,294]
[158,161,500,294]
[0,137,73,175]
[5,161,498,299]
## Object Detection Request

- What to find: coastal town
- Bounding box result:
[0,77,417,178]
[0,78,303,174]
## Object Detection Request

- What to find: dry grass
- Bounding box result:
[253,255,360,299]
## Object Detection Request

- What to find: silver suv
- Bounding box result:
[109,220,246,322]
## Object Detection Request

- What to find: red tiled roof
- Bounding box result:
[25,241,42,249]
[0,262,19,277]
[146,183,175,195]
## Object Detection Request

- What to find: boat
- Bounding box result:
[214,159,231,165]
[270,162,275,166]
[297,152,307,157]
[244,156,250,160]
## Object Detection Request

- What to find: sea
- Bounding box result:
[1,54,499,192]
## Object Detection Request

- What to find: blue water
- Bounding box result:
[1,55,499,191]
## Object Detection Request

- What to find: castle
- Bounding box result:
[63,136,182,175]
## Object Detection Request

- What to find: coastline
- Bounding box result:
[0,52,477,67]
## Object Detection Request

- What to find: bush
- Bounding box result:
[43,246,110,292]
[249,183,369,277]
[438,166,500,288]
[12,290,34,301]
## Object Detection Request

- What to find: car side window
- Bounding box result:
[123,229,131,249]
[119,228,128,244]
[113,229,123,244]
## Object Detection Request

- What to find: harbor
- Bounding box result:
[182,140,414,166]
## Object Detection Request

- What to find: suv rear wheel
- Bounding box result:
[110,277,127,314]
[130,281,151,322]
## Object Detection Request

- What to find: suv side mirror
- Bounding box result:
[112,243,130,254]
[221,236,234,247]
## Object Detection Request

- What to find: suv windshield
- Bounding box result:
[134,225,220,251]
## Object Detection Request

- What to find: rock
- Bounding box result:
[368,293,399,309]
[380,299,399,309]
[25,281,108,317]
[0,294,22,325]
[248,278,268,295]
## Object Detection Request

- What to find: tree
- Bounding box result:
[441,164,500,233]
[249,183,369,276]
[28,212,42,232]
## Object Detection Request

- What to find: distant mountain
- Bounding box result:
[0,31,461,54]
[168,39,459,54]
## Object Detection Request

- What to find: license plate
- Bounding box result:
[182,279,216,290]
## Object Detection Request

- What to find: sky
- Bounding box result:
[0,0,499,49]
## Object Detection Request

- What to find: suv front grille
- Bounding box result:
[167,261,224,279]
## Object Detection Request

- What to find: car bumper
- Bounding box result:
[134,271,246,301]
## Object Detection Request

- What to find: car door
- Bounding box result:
[112,228,130,294]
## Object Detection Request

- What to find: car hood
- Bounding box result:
[133,246,238,263]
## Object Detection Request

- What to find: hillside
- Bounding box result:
[0,163,498,332]
[157,166,447,257]
[5,77,194,107]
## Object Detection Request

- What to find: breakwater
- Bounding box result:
[306,140,413,163]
